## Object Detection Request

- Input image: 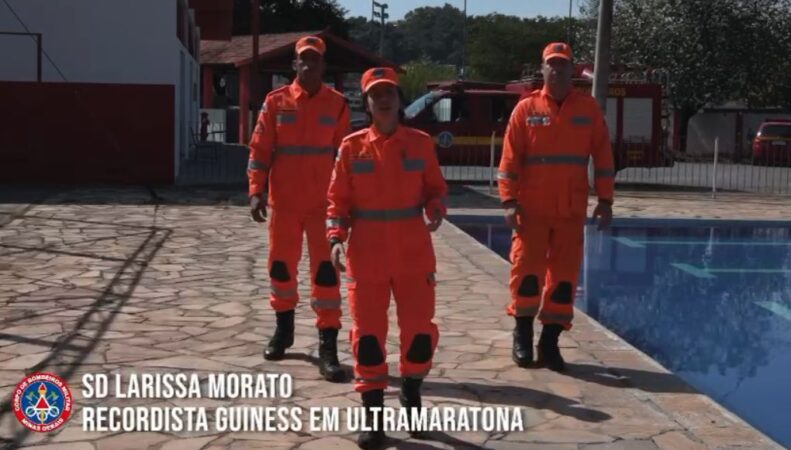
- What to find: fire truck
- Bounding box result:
[400,64,673,170]
[402,80,516,166]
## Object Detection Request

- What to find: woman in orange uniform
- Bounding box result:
[326,67,448,449]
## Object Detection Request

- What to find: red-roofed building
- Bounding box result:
[200,29,401,143]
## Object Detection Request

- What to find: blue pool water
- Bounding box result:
[453,216,791,448]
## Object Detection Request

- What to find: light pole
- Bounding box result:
[567,0,573,45]
[372,1,389,57]
[592,0,613,112]
[461,0,467,79]
[251,0,260,104]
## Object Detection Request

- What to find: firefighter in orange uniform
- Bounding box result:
[248,36,351,382]
[327,67,448,449]
[499,42,615,371]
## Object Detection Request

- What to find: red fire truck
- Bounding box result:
[402,81,516,166]
[400,64,673,170]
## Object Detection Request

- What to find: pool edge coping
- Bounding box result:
[438,215,786,449]
[448,212,791,228]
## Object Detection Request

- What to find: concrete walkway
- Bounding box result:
[0,186,784,450]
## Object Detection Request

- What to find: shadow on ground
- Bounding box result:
[562,362,696,394]
[0,208,171,450]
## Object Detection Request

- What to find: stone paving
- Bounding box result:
[0,185,786,450]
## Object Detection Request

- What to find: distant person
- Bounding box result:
[200,112,210,142]
[217,76,227,97]
[247,35,351,382]
[498,42,615,371]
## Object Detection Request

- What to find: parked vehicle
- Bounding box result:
[752,119,791,166]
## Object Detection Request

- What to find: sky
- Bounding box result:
[337,0,582,21]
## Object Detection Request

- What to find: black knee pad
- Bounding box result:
[406,334,433,364]
[270,261,290,282]
[315,261,338,287]
[550,281,573,304]
[517,275,540,297]
[358,335,385,366]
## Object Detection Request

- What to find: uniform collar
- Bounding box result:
[289,80,326,100]
[367,123,403,143]
[540,85,578,103]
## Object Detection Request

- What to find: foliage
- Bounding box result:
[346,5,576,83]
[232,0,349,37]
[399,60,458,102]
[467,14,569,82]
[578,0,791,110]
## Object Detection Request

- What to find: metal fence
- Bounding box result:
[442,139,791,195]
[178,133,791,195]
[177,139,248,185]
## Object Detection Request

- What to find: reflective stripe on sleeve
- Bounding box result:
[248,159,268,171]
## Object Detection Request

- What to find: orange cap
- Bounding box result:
[361,67,399,93]
[295,36,326,56]
[543,42,573,62]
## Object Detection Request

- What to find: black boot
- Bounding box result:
[357,389,386,450]
[399,377,425,437]
[512,316,534,367]
[537,323,566,371]
[264,310,294,361]
[318,328,346,382]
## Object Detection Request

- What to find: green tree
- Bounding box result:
[579,0,791,109]
[346,16,377,54]
[467,15,569,82]
[346,16,416,64]
[578,0,791,150]
[233,0,349,37]
[346,4,581,80]
[398,4,466,67]
[399,60,458,101]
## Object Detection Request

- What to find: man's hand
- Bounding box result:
[427,216,443,232]
[503,200,521,231]
[427,206,445,232]
[592,201,613,230]
[250,194,267,223]
[330,242,346,272]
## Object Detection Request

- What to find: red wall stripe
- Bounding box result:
[0,81,175,185]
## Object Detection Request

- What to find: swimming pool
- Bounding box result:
[452,215,791,448]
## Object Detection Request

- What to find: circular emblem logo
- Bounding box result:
[13,373,73,432]
[437,131,454,149]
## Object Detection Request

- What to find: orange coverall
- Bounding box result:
[498,86,615,330]
[248,81,351,329]
[326,125,448,392]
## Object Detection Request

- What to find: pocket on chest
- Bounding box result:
[350,159,379,200]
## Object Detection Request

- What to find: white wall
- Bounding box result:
[687,112,791,157]
[0,0,200,180]
[0,0,178,84]
[623,98,653,142]
[687,113,736,156]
